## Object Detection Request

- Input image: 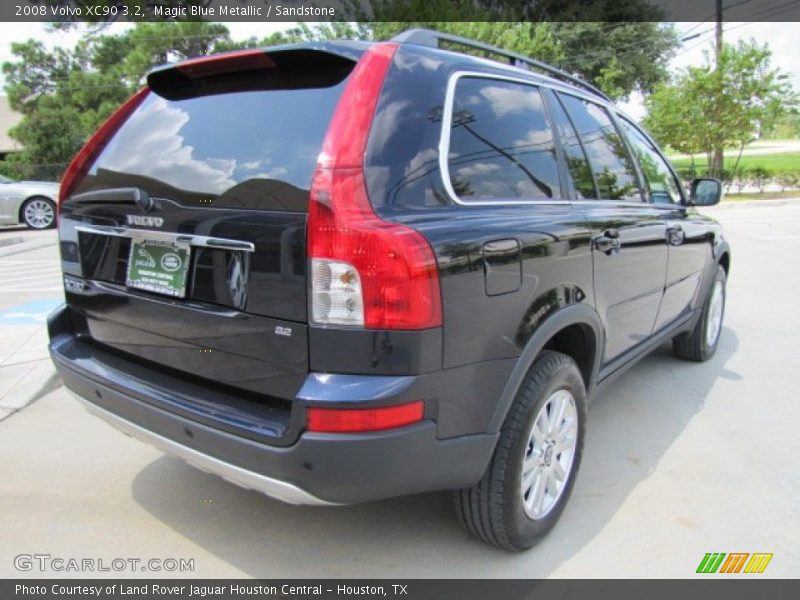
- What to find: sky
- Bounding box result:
[0,21,798,121]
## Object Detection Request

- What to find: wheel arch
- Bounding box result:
[718,250,730,275]
[486,303,604,434]
[713,234,731,275]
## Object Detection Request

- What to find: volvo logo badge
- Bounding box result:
[126,214,164,228]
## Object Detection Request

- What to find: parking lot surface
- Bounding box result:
[0,203,798,578]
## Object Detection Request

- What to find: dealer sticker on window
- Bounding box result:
[126,239,191,298]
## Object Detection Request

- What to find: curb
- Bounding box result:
[713,197,800,210]
[0,236,24,248]
[0,237,57,258]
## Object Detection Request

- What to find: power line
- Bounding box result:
[671,0,797,62]
[721,0,798,21]
[724,0,755,11]
[739,0,800,20]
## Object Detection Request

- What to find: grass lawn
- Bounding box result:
[670,152,800,173]
[723,191,800,202]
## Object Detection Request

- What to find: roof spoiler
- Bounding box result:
[146,45,361,101]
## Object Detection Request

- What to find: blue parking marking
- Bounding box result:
[0,299,62,325]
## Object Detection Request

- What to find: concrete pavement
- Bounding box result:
[0,229,61,421]
[0,205,798,578]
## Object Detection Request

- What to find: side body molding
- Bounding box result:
[487,303,605,434]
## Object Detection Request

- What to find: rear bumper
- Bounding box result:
[71,393,336,506]
[48,306,496,505]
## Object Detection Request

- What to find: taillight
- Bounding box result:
[307,401,425,433]
[59,87,149,207]
[307,43,442,330]
[176,49,275,78]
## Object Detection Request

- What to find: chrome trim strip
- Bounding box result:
[438,71,575,207]
[438,70,661,209]
[75,224,255,253]
[570,200,685,210]
[72,393,339,506]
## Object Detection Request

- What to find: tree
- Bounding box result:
[476,0,664,21]
[549,22,677,100]
[118,21,231,83]
[1,21,232,179]
[644,39,797,179]
[339,1,679,100]
[288,18,677,101]
[762,112,800,139]
[2,40,88,115]
[368,22,564,67]
[643,83,705,158]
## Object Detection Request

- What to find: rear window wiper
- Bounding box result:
[69,187,153,210]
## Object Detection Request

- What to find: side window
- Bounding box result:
[559,94,642,202]
[447,77,561,202]
[619,118,683,205]
[548,94,597,199]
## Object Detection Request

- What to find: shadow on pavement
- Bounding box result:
[131,328,739,577]
[27,372,63,405]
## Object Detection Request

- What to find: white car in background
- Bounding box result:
[0,174,59,229]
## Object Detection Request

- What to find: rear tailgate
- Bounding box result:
[57,45,360,403]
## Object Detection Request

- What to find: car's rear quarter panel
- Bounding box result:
[364,46,595,435]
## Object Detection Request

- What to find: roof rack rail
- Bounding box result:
[390,28,611,102]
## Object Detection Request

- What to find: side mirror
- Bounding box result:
[688,178,722,207]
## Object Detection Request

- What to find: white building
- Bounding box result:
[0,95,22,160]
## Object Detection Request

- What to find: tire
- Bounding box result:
[21,197,56,230]
[672,265,726,362]
[454,350,587,551]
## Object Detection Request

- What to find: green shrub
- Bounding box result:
[676,166,697,184]
[729,167,751,193]
[776,171,800,191]
[0,161,24,180]
[749,167,770,193]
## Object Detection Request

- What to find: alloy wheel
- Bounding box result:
[23,199,55,229]
[521,388,579,520]
[705,280,725,348]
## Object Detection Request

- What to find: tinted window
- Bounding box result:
[82,76,349,212]
[619,118,683,204]
[559,94,642,202]
[548,95,597,199]
[447,78,561,202]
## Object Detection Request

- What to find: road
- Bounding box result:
[0,203,798,578]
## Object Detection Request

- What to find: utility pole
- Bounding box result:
[712,0,724,178]
[715,0,724,66]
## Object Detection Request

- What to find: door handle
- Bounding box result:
[594,229,620,255]
[667,224,685,246]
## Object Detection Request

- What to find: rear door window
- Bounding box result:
[548,94,597,199]
[446,77,561,202]
[81,76,350,212]
[558,93,642,202]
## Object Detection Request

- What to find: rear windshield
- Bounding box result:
[79,75,349,212]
